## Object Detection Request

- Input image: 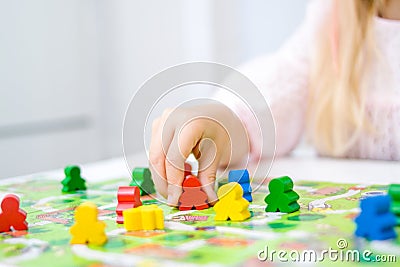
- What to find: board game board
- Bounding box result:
[1,175,399,267]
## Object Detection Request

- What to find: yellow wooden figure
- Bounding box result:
[123,204,164,231]
[214,182,251,221]
[70,202,107,245]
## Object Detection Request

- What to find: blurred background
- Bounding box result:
[0,0,307,178]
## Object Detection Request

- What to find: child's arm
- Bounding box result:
[149,104,249,206]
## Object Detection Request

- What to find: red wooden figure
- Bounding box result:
[184,162,192,178]
[0,194,28,232]
[178,175,209,211]
[116,186,142,224]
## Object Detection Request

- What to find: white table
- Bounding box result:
[269,155,400,184]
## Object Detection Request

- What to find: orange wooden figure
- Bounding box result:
[178,175,209,211]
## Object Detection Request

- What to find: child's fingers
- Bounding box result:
[196,139,221,206]
[165,122,203,206]
[164,135,187,206]
[149,115,175,198]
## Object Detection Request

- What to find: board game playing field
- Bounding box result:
[1,175,399,266]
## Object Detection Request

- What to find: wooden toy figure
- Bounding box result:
[70,202,107,245]
[130,167,155,196]
[0,194,28,233]
[116,186,142,224]
[355,195,397,240]
[264,176,300,213]
[61,165,87,193]
[178,175,209,211]
[388,183,400,225]
[123,204,164,231]
[184,162,192,178]
[214,182,250,221]
[228,169,252,202]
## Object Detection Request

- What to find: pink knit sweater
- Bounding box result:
[221,1,400,161]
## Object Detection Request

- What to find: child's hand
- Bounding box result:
[149,104,249,206]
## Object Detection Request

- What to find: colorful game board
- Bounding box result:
[0,175,399,266]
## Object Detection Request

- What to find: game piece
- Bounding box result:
[388,184,400,225]
[116,186,142,224]
[130,167,155,196]
[70,202,107,245]
[0,194,28,232]
[355,195,397,240]
[178,175,209,211]
[123,204,164,231]
[264,176,300,213]
[61,165,87,193]
[184,162,192,177]
[228,169,252,202]
[214,182,251,221]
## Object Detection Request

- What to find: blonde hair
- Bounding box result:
[307,0,385,156]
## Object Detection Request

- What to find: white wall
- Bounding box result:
[95,0,214,158]
[98,0,307,158]
[0,0,101,177]
[0,0,307,178]
[213,0,307,66]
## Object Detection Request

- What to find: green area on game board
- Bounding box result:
[0,177,399,266]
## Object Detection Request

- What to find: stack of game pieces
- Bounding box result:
[116,186,142,224]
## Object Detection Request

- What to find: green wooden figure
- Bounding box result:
[61,165,87,193]
[388,184,400,225]
[130,167,155,196]
[264,176,300,213]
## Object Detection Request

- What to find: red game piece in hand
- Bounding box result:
[178,175,209,211]
[0,194,28,232]
[184,162,192,178]
[116,186,142,224]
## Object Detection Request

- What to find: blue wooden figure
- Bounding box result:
[355,195,397,240]
[228,169,252,202]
